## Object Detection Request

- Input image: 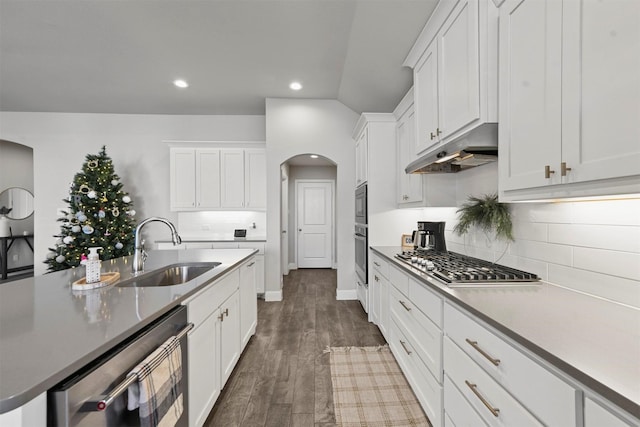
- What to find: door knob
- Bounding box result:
[298,228,302,232]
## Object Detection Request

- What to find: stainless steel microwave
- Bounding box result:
[355,184,367,225]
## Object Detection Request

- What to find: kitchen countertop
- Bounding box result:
[0,248,257,414]
[155,236,266,243]
[371,246,640,419]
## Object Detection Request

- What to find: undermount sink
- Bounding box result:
[117,262,221,287]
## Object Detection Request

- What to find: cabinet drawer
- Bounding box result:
[389,318,442,427]
[371,253,389,278]
[389,264,409,296]
[444,337,543,427]
[185,269,239,327]
[444,375,488,427]
[444,303,578,426]
[390,286,442,382]
[409,277,442,328]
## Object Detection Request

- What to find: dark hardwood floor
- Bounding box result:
[205,268,386,427]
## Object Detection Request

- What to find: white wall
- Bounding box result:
[414,162,640,309]
[0,112,265,275]
[265,98,359,300]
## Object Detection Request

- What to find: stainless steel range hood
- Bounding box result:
[405,124,498,174]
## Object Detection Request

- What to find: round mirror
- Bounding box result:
[0,187,34,220]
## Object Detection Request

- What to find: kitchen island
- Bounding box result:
[371,246,640,425]
[0,248,256,419]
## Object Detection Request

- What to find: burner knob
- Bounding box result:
[425,261,435,271]
[411,256,418,263]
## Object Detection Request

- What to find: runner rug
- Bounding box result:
[327,345,431,426]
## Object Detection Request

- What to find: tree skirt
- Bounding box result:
[327,345,431,426]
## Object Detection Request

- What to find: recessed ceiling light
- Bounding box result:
[310,155,319,159]
[289,81,302,91]
[173,79,189,88]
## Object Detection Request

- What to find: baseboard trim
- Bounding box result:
[336,289,357,300]
[288,263,297,271]
[264,290,283,302]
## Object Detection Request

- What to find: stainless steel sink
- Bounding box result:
[117,262,221,287]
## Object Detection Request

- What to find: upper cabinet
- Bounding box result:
[498,0,640,200]
[355,129,369,187]
[406,0,498,156]
[169,144,266,211]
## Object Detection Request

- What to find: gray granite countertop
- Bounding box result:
[155,236,266,243]
[371,246,640,419]
[0,248,256,414]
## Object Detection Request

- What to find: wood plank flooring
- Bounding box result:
[205,268,386,427]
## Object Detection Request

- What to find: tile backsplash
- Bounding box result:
[439,199,640,309]
[177,211,266,240]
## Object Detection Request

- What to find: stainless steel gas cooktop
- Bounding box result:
[396,249,539,286]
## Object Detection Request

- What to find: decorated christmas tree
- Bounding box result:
[45,146,137,272]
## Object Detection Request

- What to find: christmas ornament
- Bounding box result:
[55,255,66,263]
[87,190,97,199]
[78,214,87,223]
[128,210,136,217]
[79,184,90,194]
[46,252,56,260]
[82,225,95,234]
[122,195,131,203]
[112,208,120,217]
[88,160,99,169]
[98,210,106,218]
[115,242,124,250]
[72,225,81,233]
[63,236,74,244]
[111,179,118,186]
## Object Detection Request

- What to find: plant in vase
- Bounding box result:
[453,194,514,243]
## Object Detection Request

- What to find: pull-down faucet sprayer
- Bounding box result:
[132,217,182,273]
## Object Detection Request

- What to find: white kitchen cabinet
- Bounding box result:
[239,257,257,350]
[220,149,245,208]
[169,145,266,211]
[0,393,46,427]
[170,148,221,210]
[355,128,368,187]
[371,253,390,339]
[444,376,488,427]
[183,266,249,427]
[408,0,498,156]
[244,149,267,209]
[219,289,240,386]
[394,88,457,208]
[585,397,637,427]
[499,0,640,200]
[444,302,579,426]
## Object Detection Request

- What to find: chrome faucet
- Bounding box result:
[132,217,182,273]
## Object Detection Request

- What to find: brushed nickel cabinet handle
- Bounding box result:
[561,162,572,176]
[436,127,442,136]
[248,261,255,267]
[465,339,501,366]
[218,313,225,321]
[224,308,229,317]
[399,300,412,312]
[430,132,436,140]
[544,165,555,179]
[374,275,380,282]
[373,261,381,267]
[465,380,500,417]
[399,340,412,355]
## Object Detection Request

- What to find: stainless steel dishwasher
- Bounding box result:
[48,306,191,427]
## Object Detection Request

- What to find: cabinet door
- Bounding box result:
[438,0,480,138]
[244,149,266,209]
[239,258,257,349]
[414,43,440,154]
[220,149,245,208]
[397,105,423,204]
[195,149,221,208]
[355,129,368,186]
[188,313,220,427]
[254,255,265,294]
[170,148,196,209]
[585,397,636,427]
[562,0,640,184]
[378,273,390,340]
[499,0,563,191]
[370,271,381,324]
[219,290,240,386]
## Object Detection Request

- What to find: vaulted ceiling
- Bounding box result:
[0,0,437,115]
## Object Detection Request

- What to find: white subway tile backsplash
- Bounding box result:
[548,264,640,307]
[513,221,548,242]
[548,224,640,253]
[568,199,640,226]
[573,247,640,281]
[512,202,574,224]
[508,239,573,266]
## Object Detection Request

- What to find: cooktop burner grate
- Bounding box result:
[396,249,539,284]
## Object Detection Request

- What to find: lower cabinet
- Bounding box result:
[585,397,637,427]
[183,260,255,427]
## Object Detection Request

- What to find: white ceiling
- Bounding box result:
[0,0,438,115]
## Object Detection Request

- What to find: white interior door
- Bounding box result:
[296,180,333,269]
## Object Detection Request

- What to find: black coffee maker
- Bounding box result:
[413,221,447,252]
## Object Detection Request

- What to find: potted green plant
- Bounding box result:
[453,194,514,242]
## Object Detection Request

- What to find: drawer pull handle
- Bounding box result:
[399,300,411,312]
[465,381,500,417]
[374,261,381,267]
[224,308,229,317]
[218,313,225,321]
[465,339,501,366]
[399,340,412,355]
[374,275,380,282]
[248,261,255,267]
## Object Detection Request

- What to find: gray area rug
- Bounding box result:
[327,345,431,426]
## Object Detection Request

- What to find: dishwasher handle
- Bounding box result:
[86,322,194,412]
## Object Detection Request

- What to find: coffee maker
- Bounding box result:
[412,221,447,252]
